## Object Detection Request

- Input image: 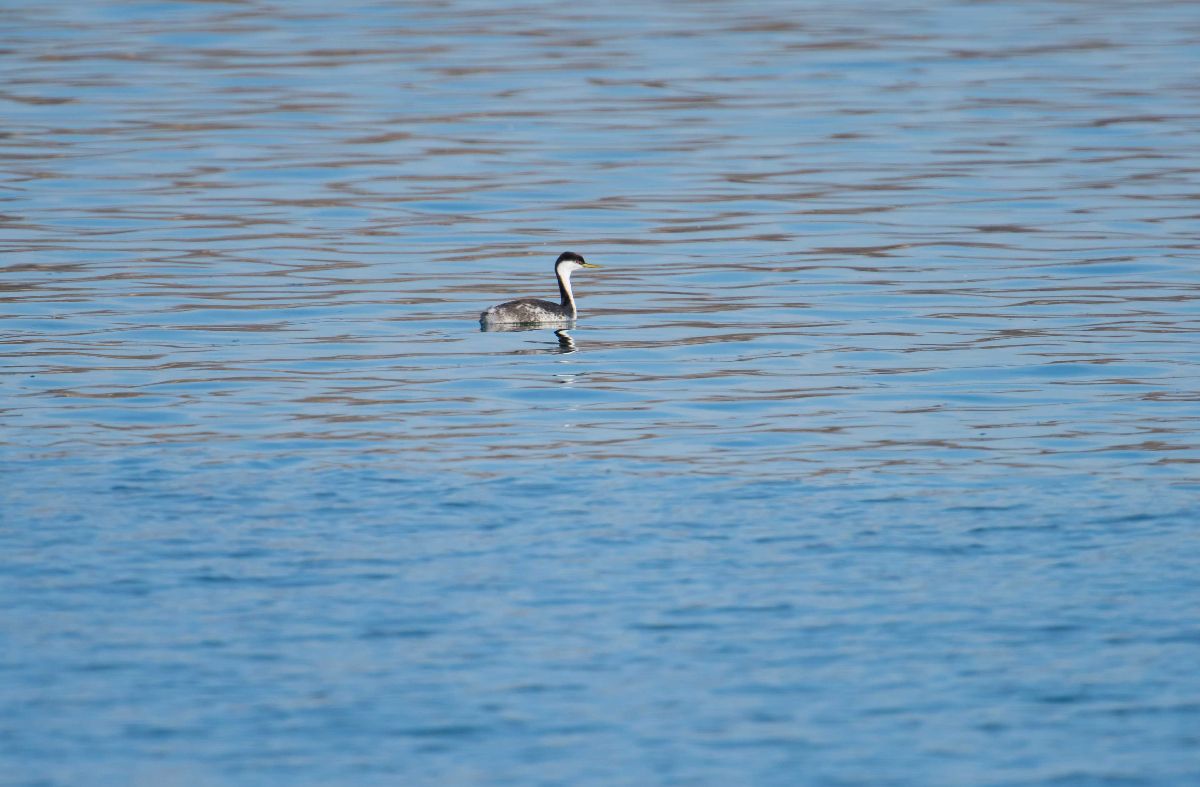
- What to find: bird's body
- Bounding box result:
[480,251,600,326]
[480,297,569,324]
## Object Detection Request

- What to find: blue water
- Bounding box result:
[3,1,1200,784]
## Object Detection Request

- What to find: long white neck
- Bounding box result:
[556,265,577,317]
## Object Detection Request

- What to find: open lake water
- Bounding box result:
[2,1,1199,784]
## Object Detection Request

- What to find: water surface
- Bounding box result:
[2,1,1200,785]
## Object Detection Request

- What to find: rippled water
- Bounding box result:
[3,1,1200,784]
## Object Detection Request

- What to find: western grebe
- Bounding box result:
[479,251,600,326]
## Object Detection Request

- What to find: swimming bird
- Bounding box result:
[479,251,600,326]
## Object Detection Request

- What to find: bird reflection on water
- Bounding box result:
[553,329,576,353]
[480,325,577,354]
